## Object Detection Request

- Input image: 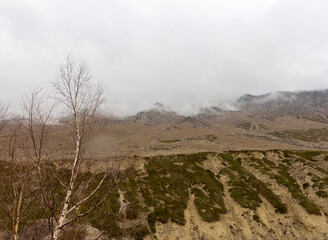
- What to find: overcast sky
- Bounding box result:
[1,0,328,116]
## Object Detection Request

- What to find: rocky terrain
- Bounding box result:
[1,151,327,239]
[144,151,328,240]
[86,89,328,239]
[88,89,328,158]
[1,89,328,239]
[236,90,328,123]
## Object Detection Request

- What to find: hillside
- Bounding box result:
[236,90,328,123]
[1,151,327,239]
[1,89,328,239]
[87,90,328,158]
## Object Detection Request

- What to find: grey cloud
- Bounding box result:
[0,0,327,116]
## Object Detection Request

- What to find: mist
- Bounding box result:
[1,0,328,116]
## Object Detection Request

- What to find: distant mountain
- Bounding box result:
[120,89,328,125]
[196,106,224,119]
[131,103,182,125]
[236,90,328,123]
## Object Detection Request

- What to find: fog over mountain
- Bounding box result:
[1,0,328,116]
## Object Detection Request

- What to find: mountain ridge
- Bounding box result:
[116,89,328,124]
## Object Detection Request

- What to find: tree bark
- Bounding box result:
[53,119,81,240]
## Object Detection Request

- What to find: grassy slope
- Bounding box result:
[0,150,327,239]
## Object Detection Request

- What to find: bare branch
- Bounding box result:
[50,55,108,240]
[66,172,109,216]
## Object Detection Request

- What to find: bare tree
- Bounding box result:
[0,100,9,137]
[7,128,25,240]
[0,103,37,240]
[50,55,110,239]
[0,127,35,240]
[19,56,126,240]
[22,87,58,237]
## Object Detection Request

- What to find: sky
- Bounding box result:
[0,0,328,116]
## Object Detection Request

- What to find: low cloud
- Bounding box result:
[1,0,328,116]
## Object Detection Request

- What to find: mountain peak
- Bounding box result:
[153,103,172,112]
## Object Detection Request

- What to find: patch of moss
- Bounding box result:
[119,172,144,220]
[309,173,328,197]
[292,151,322,162]
[236,122,252,130]
[303,182,309,189]
[248,157,272,175]
[126,224,150,240]
[263,158,279,168]
[222,168,262,210]
[192,188,224,222]
[81,174,121,236]
[219,154,287,213]
[1,150,326,237]
[159,139,181,143]
[294,153,328,177]
[141,153,226,232]
[316,190,328,198]
[253,214,260,223]
[314,167,328,175]
[270,128,328,142]
[282,151,291,158]
[204,135,217,142]
[244,153,322,215]
[273,166,321,215]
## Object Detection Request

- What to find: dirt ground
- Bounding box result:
[87,113,328,158]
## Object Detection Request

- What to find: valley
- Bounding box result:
[1,89,328,239]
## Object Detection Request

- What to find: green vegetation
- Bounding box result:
[253,214,260,223]
[58,227,86,240]
[83,174,122,238]
[273,166,321,215]
[219,154,287,213]
[291,151,322,161]
[236,122,252,130]
[247,152,322,215]
[158,139,181,143]
[303,182,309,189]
[1,150,327,238]
[315,167,328,175]
[119,172,145,220]
[286,151,328,200]
[141,153,226,232]
[0,160,149,239]
[316,190,328,198]
[307,172,328,199]
[221,167,262,210]
[109,149,325,234]
[204,135,218,142]
[270,128,328,142]
[0,161,67,233]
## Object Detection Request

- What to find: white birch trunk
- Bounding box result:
[13,184,24,240]
[53,125,81,240]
